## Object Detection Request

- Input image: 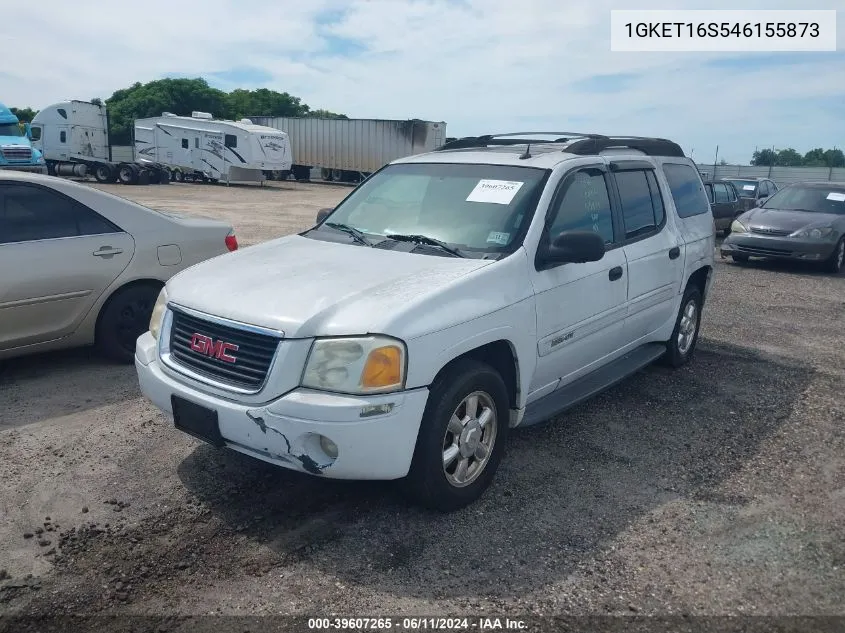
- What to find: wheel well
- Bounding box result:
[94,279,164,341]
[436,340,519,410]
[686,266,711,303]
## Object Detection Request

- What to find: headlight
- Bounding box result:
[791,227,834,239]
[149,287,169,341]
[730,219,747,234]
[301,335,406,394]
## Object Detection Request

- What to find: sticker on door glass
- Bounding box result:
[486,231,510,245]
[742,185,756,191]
[466,180,524,205]
[826,192,845,202]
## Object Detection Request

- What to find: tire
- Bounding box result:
[95,283,161,363]
[158,168,170,184]
[147,169,161,184]
[321,168,333,181]
[46,161,56,176]
[405,359,509,512]
[94,164,112,183]
[824,238,845,274]
[731,254,749,263]
[173,169,184,182]
[137,170,151,185]
[332,169,345,182]
[117,164,138,185]
[660,286,703,368]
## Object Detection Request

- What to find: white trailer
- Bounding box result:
[134,112,292,184]
[248,117,447,182]
[30,100,172,185]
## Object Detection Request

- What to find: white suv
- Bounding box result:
[135,133,715,511]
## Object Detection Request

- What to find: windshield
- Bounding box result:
[761,186,845,215]
[726,179,758,196]
[0,122,24,137]
[315,162,549,255]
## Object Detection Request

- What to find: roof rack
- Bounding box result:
[435,132,685,158]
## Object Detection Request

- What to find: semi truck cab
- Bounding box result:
[0,102,47,173]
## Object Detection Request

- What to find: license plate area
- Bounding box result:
[172,395,224,447]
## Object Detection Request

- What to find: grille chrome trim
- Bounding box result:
[159,304,284,395]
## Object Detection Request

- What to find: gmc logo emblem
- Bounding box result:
[189,333,239,363]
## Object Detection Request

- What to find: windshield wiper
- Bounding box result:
[324,222,373,247]
[384,233,465,258]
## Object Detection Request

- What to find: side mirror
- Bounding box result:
[23,122,32,140]
[316,208,332,224]
[542,230,605,265]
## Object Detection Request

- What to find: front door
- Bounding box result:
[528,164,628,401]
[0,182,134,350]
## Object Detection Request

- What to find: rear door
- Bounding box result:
[608,161,684,342]
[0,182,134,350]
[712,183,735,223]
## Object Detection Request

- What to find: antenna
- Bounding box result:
[519,143,532,160]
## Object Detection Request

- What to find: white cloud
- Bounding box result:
[2,0,843,163]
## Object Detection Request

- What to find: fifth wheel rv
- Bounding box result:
[133,112,293,184]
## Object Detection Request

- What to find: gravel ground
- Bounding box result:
[0,180,843,628]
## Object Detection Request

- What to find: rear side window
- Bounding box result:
[662,163,709,218]
[714,183,730,203]
[615,169,664,239]
[705,184,714,203]
[224,134,237,148]
[0,183,119,244]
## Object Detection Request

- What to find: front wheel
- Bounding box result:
[94,164,113,183]
[823,238,845,274]
[405,359,509,512]
[660,286,703,368]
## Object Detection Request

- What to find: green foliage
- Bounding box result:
[751,146,844,168]
[9,107,36,123]
[101,78,345,144]
[306,109,348,119]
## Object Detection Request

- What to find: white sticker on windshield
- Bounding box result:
[743,185,756,191]
[826,192,845,202]
[486,231,510,245]
[466,179,524,205]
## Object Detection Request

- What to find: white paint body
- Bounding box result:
[30,101,111,164]
[134,114,293,182]
[135,145,715,480]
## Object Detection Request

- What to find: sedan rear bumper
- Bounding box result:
[720,233,837,261]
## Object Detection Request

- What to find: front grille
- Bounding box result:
[750,227,792,237]
[1,146,33,162]
[736,245,792,257]
[168,308,280,390]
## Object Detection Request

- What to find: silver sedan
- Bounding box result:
[0,171,237,362]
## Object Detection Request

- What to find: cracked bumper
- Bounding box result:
[135,332,429,480]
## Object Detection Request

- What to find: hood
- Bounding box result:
[741,207,843,232]
[0,135,30,146]
[166,235,496,338]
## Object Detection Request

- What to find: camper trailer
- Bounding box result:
[133,112,293,184]
[30,100,171,184]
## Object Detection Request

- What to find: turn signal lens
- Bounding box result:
[360,345,403,390]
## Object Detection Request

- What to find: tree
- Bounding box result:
[9,107,37,122]
[751,148,777,166]
[102,78,345,144]
[719,158,728,165]
[775,148,803,166]
[91,98,103,106]
[306,109,348,119]
[823,148,845,168]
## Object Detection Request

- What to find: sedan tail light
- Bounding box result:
[225,230,238,252]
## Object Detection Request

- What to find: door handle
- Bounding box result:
[669,246,681,260]
[608,266,623,281]
[93,247,123,257]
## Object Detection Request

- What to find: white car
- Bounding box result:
[136,133,715,511]
[0,171,237,362]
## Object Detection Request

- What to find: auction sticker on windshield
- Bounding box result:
[467,180,524,205]
[486,231,510,245]
[826,192,845,202]
[743,185,756,191]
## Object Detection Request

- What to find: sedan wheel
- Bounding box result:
[825,238,845,274]
[96,284,160,363]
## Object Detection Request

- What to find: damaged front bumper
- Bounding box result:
[135,332,428,480]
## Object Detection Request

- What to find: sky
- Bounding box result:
[1,0,842,164]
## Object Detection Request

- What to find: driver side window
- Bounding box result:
[546,168,615,244]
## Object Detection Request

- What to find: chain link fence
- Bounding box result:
[696,163,845,186]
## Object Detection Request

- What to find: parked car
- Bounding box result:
[0,171,237,362]
[135,133,715,511]
[720,181,845,273]
[704,179,743,236]
[722,177,779,212]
